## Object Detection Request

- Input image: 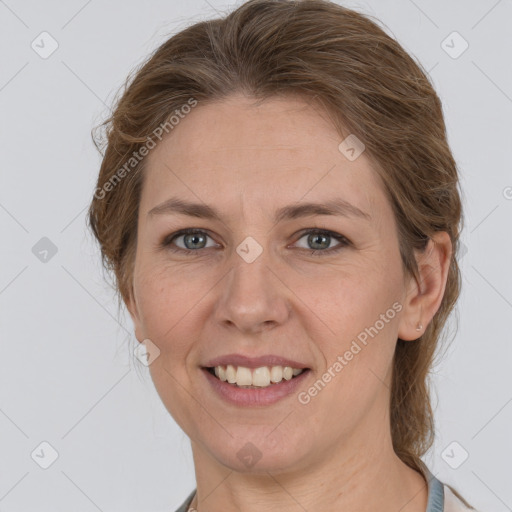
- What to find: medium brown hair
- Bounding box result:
[87,0,465,484]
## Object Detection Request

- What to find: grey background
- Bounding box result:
[0,0,511,511]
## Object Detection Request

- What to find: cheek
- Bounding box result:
[135,262,202,337]
[132,268,207,394]
[312,260,402,394]
[134,265,206,426]
[303,303,400,440]
[317,261,401,336]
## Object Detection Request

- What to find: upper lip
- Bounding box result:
[203,354,310,369]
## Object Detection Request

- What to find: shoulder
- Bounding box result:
[443,483,481,512]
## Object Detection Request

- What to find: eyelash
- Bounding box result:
[160,228,350,256]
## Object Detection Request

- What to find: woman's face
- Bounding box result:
[127,93,421,473]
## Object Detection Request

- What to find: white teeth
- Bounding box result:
[270,366,283,383]
[218,366,227,382]
[226,364,237,383]
[252,367,270,387]
[235,366,253,386]
[211,365,305,388]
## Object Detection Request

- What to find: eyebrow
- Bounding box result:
[147,197,371,222]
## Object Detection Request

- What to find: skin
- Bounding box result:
[126,93,452,512]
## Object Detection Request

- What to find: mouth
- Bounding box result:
[203,364,311,389]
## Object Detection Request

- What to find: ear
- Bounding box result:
[125,283,144,343]
[397,231,452,341]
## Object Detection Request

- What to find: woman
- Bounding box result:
[87,1,478,510]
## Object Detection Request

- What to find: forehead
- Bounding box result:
[141,94,388,223]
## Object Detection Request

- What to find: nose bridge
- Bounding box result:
[214,240,290,332]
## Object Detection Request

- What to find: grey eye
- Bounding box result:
[295,232,341,251]
[172,231,216,250]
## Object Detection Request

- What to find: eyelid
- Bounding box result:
[291,228,350,253]
[162,228,220,251]
[161,227,350,254]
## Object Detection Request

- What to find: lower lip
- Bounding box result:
[201,368,310,406]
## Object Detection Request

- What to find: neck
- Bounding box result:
[188,432,428,512]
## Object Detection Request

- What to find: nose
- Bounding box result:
[214,249,291,334]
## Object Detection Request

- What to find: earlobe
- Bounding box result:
[397,232,452,342]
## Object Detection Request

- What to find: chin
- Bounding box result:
[204,429,312,474]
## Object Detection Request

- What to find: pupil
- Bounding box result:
[185,233,205,249]
[310,233,328,250]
